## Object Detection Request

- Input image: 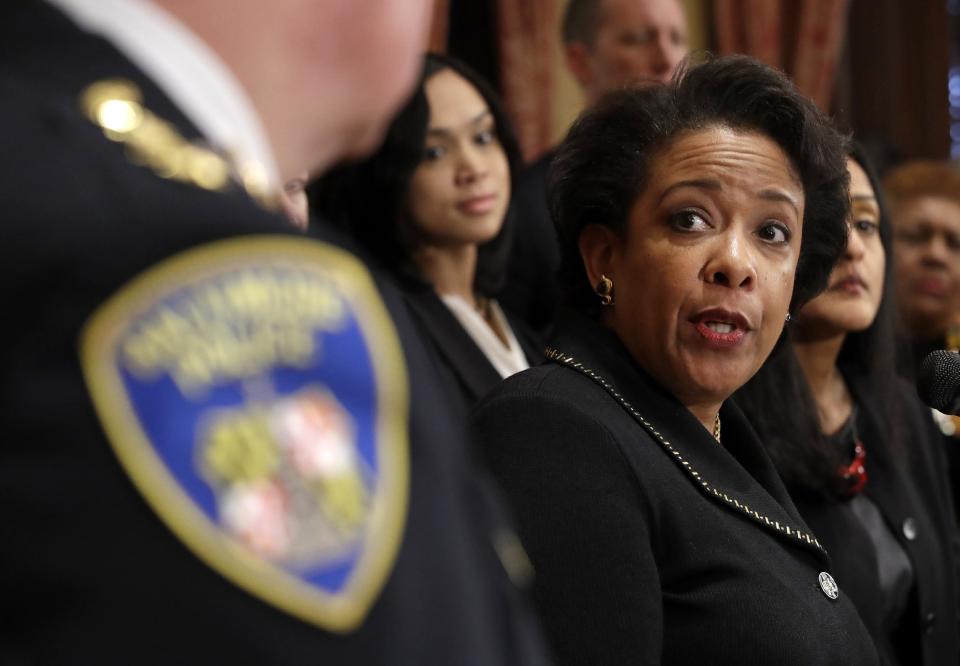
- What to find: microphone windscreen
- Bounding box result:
[918,350,960,412]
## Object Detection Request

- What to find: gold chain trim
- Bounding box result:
[544,347,825,554]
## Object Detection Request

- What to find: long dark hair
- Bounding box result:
[735,144,904,499]
[309,52,522,297]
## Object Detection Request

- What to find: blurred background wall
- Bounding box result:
[427,0,957,170]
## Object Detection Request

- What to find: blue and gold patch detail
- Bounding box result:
[80,236,409,632]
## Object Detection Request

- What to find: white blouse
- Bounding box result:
[439,295,530,379]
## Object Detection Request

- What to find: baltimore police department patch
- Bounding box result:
[79,236,409,633]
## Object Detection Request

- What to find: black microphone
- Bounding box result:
[918,350,960,415]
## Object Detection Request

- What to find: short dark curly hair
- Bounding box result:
[549,54,850,317]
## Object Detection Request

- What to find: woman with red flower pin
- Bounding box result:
[736,145,960,666]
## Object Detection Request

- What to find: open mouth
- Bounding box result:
[704,322,735,334]
[690,309,751,348]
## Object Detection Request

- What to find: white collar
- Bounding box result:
[48,0,281,193]
[439,295,530,380]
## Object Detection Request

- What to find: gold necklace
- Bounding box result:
[713,413,722,443]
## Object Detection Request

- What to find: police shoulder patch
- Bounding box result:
[80,236,409,632]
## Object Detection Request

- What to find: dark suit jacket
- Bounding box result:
[0,4,550,664]
[471,313,879,665]
[499,149,561,338]
[899,334,960,539]
[794,374,960,666]
[402,281,542,410]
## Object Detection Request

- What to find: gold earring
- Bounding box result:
[596,274,614,306]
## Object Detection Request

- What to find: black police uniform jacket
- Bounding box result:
[0,3,551,664]
[471,312,879,666]
[793,373,960,666]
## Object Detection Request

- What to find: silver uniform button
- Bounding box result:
[902,517,918,541]
[818,571,839,600]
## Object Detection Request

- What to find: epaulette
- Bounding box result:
[80,79,275,208]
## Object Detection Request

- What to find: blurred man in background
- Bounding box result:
[503,0,690,335]
[563,0,688,104]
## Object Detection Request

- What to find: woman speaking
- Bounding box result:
[471,56,878,664]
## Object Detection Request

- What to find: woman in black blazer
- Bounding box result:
[470,57,880,664]
[736,146,959,665]
[400,284,541,406]
[311,53,540,412]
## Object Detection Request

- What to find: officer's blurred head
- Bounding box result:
[155,0,433,180]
